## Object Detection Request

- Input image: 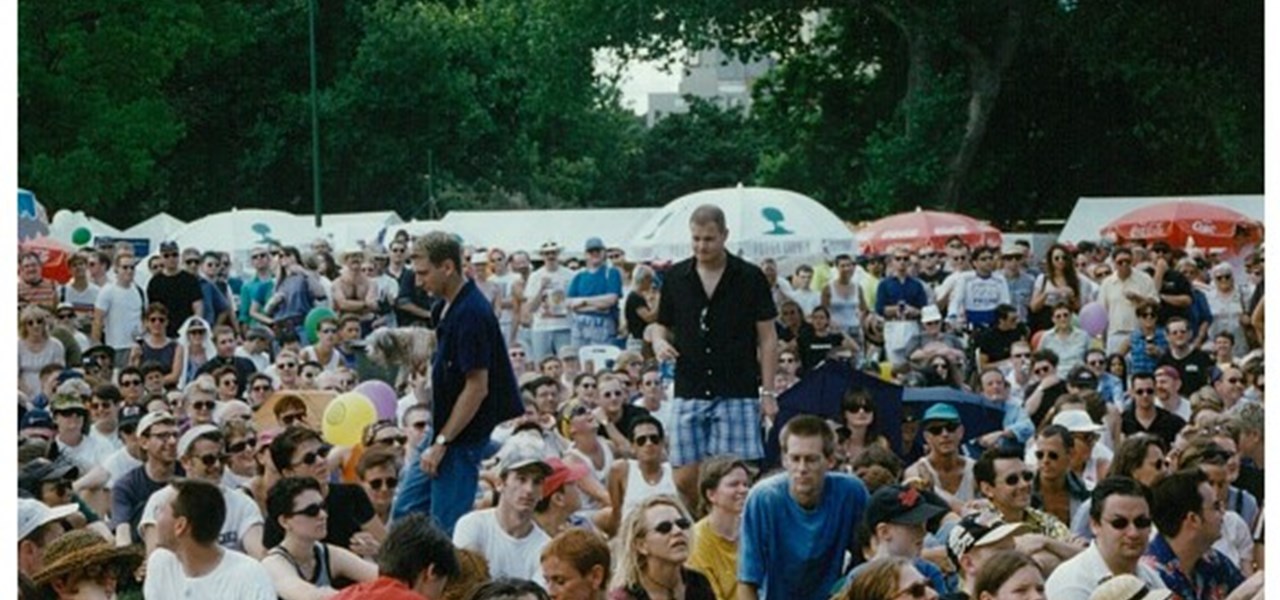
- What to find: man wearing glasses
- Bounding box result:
[567,237,623,348]
[239,244,276,330]
[973,448,1082,572]
[1098,246,1158,355]
[92,254,149,369]
[1120,372,1185,447]
[1045,477,1167,600]
[875,245,930,366]
[112,412,181,543]
[903,404,977,514]
[147,241,203,338]
[139,425,266,558]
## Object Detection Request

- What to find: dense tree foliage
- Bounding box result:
[19,0,1261,228]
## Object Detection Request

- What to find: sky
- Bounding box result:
[595,50,682,115]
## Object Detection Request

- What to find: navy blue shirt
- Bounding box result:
[432,279,523,446]
[875,275,930,316]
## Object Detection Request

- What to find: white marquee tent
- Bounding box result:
[122,212,186,245]
[438,208,660,258]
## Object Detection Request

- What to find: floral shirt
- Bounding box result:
[1142,534,1244,600]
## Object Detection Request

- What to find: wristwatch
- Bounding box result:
[434,433,449,447]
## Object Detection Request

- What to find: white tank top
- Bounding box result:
[827,280,862,335]
[918,456,977,507]
[567,442,615,511]
[621,459,679,523]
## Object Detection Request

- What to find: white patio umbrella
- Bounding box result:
[628,185,857,262]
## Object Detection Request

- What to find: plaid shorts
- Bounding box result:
[668,397,763,467]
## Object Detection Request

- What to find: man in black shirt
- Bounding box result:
[146,241,203,337]
[975,304,1027,370]
[648,204,778,505]
[1149,241,1192,325]
[1120,372,1185,446]
[1158,316,1214,396]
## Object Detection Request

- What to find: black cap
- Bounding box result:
[19,458,80,496]
[1067,365,1098,389]
[864,484,947,529]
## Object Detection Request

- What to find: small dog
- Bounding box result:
[363,327,435,389]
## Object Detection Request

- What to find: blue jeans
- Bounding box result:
[391,437,488,535]
[530,328,571,362]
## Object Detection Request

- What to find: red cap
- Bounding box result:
[542,457,589,499]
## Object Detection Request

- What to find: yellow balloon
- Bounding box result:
[322,392,377,447]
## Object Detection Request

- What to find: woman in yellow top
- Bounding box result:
[686,456,752,600]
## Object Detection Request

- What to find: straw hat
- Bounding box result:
[32,529,143,586]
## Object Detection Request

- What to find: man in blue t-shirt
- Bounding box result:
[566,236,623,348]
[739,415,869,600]
[391,232,524,534]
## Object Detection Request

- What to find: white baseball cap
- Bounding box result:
[178,424,223,457]
[1051,409,1105,434]
[19,498,78,541]
[921,305,943,323]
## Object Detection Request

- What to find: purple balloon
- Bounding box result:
[1079,302,1109,338]
[355,380,399,421]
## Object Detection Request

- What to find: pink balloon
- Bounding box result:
[1078,302,1109,338]
[355,380,399,421]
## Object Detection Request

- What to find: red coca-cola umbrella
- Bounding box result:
[858,208,1002,254]
[19,236,73,284]
[1100,200,1262,249]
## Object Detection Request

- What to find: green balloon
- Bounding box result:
[71,227,92,246]
[304,307,337,344]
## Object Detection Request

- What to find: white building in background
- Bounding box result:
[645,47,775,127]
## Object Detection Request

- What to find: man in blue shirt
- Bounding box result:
[566,237,623,348]
[875,246,930,366]
[391,232,524,534]
[739,415,869,600]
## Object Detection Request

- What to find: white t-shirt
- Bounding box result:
[94,282,147,350]
[101,447,144,489]
[526,267,573,331]
[89,427,124,452]
[140,485,264,554]
[1044,542,1166,600]
[61,281,101,313]
[453,509,550,585]
[143,546,275,600]
[57,434,116,474]
[234,346,270,373]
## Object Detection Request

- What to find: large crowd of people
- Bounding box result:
[15,203,1265,600]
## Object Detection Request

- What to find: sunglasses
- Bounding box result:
[1033,365,1053,375]
[925,422,960,436]
[366,477,399,491]
[1034,450,1060,461]
[42,480,73,496]
[651,517,691,535]
[26,318,45,326]
[251,384,272,392]
[634,434,663,447]
[1131,388,1155,396]
[189,329,207,336]
[281,412,307,426]
[607,253,622,260]
[193,453,224,467]
[1215,274,1232,281]
[293,450,326,467]
[53,409,86,419]
[89,400,116,411]
[149,316,167,323]
[893,582,932,599]
[120,379,142,387]
[1138,312,1156,318]
[1106,515,1152,531]
[844,402,871,414]
[320,328,337,334]
[1003,470,1035,486]
[1087,359,1105,367]
[251,253,267,259]
[289,502,326,518]
[162,252,178,258]
[374,435,408,447]
[185,259,199,265]
[192,401,215,411]
[227,439,258,454]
